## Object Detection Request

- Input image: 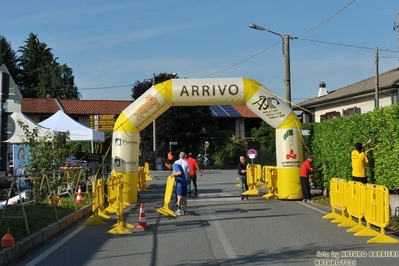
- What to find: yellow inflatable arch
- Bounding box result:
[111,78,303,203]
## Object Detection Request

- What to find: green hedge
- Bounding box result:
[307,104,399,193]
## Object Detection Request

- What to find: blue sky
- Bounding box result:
[1,0,398,104]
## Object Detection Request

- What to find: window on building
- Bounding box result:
[320,111,340,121]
[301,112,313,124]
[342,107,361,116]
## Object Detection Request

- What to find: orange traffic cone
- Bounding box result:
[76,185,83,204]
[1,228,14,248]
[136,203,149,228]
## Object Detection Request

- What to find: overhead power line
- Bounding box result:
[79,84,133,91]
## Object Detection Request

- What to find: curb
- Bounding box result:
[0,204,92,266]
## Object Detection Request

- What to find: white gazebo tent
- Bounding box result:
[4,112,59,175]
[38,110,105,152]
[4,112,57,144]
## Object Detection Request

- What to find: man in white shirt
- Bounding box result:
[174,151,190,214]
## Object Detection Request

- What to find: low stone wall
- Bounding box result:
[390,194,399,217]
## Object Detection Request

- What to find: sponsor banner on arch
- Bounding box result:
[171,78,245,106]
[275,128,303,168]
[122,87,170,131]
[246,86,292,128]
[112,131,140,172]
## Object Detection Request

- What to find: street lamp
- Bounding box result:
[249,23,296,106]
[204,141,209,170]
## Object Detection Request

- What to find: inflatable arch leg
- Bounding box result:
[111,78,303,203]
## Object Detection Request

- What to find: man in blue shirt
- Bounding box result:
[165,159,188,216]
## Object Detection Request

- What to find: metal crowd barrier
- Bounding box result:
[242,164,261,196]
[144,162,152,181]
[262,166,278,199]
[323,178,398,244]
[138,166,150,191]
[84,178,109,226]
[106,183,134,235]
[154,176,176,217]
[104,174,125,214]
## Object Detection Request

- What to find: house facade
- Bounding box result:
[20,99,261,139]
[294,68,399,123]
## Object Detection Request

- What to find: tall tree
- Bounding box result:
[132,73,216,160]
[17,33,79,99]
[251,121,276,153]
[0,35,20,83]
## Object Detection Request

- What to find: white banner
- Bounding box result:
[246,86,292,128]
[275,128,303,168]
[122,87,170,131]
[112,131,140,173]
[171,78,245,106]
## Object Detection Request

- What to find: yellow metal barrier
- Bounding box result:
[107,183,134,234]
[354,184,398,243]
[138,166,151,191]
[144,162,153,181]
[263,166,278,199]
[105,174,125,214]
[243,164,261,196]
[84,179,109,226]
[260,166,268,189]
[253,164,264,186]
[342,181,366,232]
[323,178,347,222]
[154,176,176,217]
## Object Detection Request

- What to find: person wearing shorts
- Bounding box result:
[165,159,188,216]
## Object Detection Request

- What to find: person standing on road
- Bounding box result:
[164,159,188,216]
[175,151,190,182]
[300,155,314,203]
[238,156,249,200]
[168,151,174,161]
[186,152,202,196]
[174,152,190,208]
[351,139,372,184]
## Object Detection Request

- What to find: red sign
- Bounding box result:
[247,148,257,159]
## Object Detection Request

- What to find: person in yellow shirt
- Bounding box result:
[351,139,372,184]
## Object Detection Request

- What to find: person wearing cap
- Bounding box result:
[351,139,372,184]
[300,155,314,203]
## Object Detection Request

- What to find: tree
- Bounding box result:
[0,35,20,83]
[219,135,247,165]
[251,121,276,153]
[131,73,216,161]
[18,120,70,204]
[17,33,79,99]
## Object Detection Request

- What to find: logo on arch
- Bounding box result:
[283,129,297,159]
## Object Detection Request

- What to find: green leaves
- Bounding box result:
[17,119,71,203]
[310,105,399,191]
[219,135,247,165]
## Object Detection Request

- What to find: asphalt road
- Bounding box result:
[11,170,399,266]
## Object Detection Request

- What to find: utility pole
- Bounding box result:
[394,12,399,66]
[249,24,296,107]
[152,73,157,170]
[0,72,9,172]
[375,47,379,109]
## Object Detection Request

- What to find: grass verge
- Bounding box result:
[0,196,89,249]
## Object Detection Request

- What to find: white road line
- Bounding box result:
[25,225,86,266]
[297,201,329,214]
[208,211,242,266]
